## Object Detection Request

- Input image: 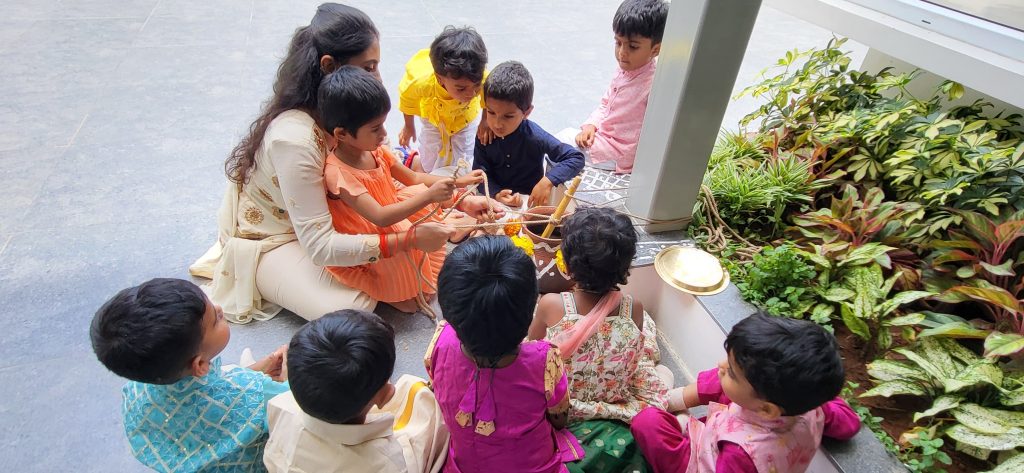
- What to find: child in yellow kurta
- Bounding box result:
[320,66,481,313]
[398,26,490,174]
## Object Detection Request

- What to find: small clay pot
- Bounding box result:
[523,206,574,294]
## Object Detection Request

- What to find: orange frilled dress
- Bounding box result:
[324,147,445,302]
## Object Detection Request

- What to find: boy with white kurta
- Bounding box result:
[264,310,448,473]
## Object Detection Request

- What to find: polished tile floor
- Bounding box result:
[0,1,860,469]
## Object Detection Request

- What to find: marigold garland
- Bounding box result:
[504,219,522,237]
[554,249,567,274]
[510,234,534,256]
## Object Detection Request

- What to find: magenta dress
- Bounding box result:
[426,323,584,473]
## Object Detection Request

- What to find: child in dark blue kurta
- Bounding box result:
[473,61,585,208]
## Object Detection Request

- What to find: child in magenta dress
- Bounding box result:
[631,313,861,473]
[426,236,584,473]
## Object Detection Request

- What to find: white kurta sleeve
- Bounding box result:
[266,136,380,268]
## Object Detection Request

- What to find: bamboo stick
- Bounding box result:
[541,176,581,238]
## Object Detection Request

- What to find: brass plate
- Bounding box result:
[654,246,730,296]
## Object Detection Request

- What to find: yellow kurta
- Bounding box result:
[398,48,485,166]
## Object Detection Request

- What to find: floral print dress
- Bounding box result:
[547,292,669,423]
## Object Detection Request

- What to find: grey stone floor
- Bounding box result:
[0,1,861,470]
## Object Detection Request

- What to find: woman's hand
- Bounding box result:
[426,179,456,203]
[413,222,456,252]
[399,124,417,147]
[458,195,505,221]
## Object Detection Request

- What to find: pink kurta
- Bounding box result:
[631,369,861,473]
[425,323,583,473]
[583,60,657,174]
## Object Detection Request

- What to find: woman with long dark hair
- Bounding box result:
[191,3,498,322]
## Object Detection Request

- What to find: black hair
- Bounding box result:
[437,236,538,362]
[725,312,845,416]
[287,310,396,424]
[483,61,534,112]
[561,207,637,294]
[613,0,670,44]
[90,278,208,385]
[227,3,379,184]
[429,26,488,83]
[318,65,391,135]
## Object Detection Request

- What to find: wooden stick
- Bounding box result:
[541,176,581,238]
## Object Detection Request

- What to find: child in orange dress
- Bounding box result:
[318,66,484,313]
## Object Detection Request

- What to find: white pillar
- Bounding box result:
[627,0,763,232]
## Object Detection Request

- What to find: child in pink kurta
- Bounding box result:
[427,236,584,473]
[631,313,861,473]
[574,0,669,173]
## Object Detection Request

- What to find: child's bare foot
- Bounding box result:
[388,299,420,314]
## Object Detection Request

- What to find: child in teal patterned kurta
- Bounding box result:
[91,278,289,472]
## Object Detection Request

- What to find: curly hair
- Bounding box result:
[429,26,488,83]
[561,207,637,294]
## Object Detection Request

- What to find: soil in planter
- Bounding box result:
[525,222,562,240]
[835,325,992,473]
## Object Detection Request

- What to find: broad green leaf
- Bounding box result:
[840,304,871,340]
[877,291,932,317]
[916,311,969,329]
[867,359,930,382]
[919,321,991,339]
[913,395,962,422]
[956,266,977,279]
[980,260,1016,277]
[951,403,1024,434]
[1000,388,1024,407]
[942,286,1022,315]
[894,345,950,381]
[946,424,1024,451]
[885,312,926,327]
[839,244,895,267]
[860,380,928,398]
[823,287,855,302]
[980,451,1024,473]
[938,337,984,365]
[944,363,1004,393]
[985,332,1024,358]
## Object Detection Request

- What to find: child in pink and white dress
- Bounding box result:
[631,313,861,473]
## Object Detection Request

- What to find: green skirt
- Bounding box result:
[565,420,651,473]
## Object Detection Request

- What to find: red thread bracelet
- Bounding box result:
[379,234,389,258]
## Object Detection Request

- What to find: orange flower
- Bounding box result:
[504,219,522,237]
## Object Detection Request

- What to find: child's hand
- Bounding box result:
[477,121,495,146]
[413,223,456,251]
[528,177,554,208]
[576,125,596,148]
[249,344,288,382]
[399,124,417,147]
[426,178,456,203]
[495,189,523,207]
[455,169,485,187]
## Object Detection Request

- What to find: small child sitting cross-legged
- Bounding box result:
[427,236,584,473]
[264,310,448,473]
[473,61,584,208]
[631,313,861,473]
[528,207,669,472]
[90,278,289,472]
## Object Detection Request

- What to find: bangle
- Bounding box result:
[405,226,416,252]
[379,234,389,258]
